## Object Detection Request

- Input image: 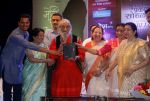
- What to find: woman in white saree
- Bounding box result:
[83,25,110,96]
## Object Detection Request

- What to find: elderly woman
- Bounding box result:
[145,8,150,80]
[105,22,149,97]
[49,19,85,97]
[22,28,53,101]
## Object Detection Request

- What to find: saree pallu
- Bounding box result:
[117,39,149,97]
[146,43,150,80]
[22,49,47,101]
[84,41,110,96]
[108,38,120,97]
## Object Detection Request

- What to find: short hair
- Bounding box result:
[91,25,104,40]
[90,24,98,31]
[91,26,104,34]
[125,22,138,38]
[115,23,125,29]
[51,13,63,19]
[18,13,31,22]
[30,28,45,42]
[145,8,150,14]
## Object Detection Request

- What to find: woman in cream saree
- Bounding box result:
[106,22,149,97]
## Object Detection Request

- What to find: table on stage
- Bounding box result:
[41,96,146,101]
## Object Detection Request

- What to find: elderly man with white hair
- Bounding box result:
[48,19,85,97]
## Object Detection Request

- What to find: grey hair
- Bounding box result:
[58,19,72,34]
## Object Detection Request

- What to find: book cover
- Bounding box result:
[63,43,76,60]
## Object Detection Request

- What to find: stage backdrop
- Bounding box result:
[32,0,87,39]
[32,0,149,41]
[32,0,69,31]
[88,0,120,41]
[121,0,150,40]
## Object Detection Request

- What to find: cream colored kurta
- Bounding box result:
[116,38,149,97]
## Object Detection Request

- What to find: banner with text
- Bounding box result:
[88,0,118,40]
[121,0,150,40]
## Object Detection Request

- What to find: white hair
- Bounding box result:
[58,19,72,34]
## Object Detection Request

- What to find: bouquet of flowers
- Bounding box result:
[130,79,150,100]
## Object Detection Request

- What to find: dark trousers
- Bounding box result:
[46,67,53,97]
[3,80,22,101]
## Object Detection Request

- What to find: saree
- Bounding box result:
[117,39,149,97]
[146,42,150,79]
[84,41,110,96]
[108,38,120,97]
[22,43,47,101]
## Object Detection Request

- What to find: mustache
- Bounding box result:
[60,31,68,35]
[60,32,67,37]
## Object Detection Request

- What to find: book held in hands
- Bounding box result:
[63,43,76,60]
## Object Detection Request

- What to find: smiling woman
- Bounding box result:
[82,25,110,96]
[106,22,149,97]
[22,28,53,101]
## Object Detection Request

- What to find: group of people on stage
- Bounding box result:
[0,7,150,101]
